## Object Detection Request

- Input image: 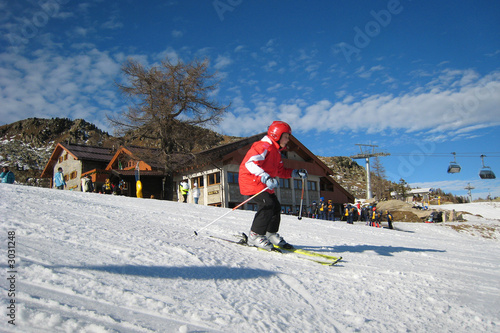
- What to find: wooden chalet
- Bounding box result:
[105,146,166,199]
[40,143,114,191]
[175,133,354,216]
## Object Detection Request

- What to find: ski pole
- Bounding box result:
[193,187,269,236]
[298,177,305,220]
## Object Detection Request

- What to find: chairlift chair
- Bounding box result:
[447,152,461,174]
[479,155,496,179]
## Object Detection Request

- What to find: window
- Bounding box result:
[227,172,239,184]
[281,205,293,214]
[64,174,69,182]
[58,157,63,163]
[191,176,204,188]
[64,154,68,161]
[293,179,302,189]
[247,203,258,211]
[307,181,317,191]
[70,171,77,180]
[207,172,220,185]
[279,178,290,189]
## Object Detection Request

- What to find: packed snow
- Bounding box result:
[1,184,499,332]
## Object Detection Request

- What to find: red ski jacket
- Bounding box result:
[239,135,293,195]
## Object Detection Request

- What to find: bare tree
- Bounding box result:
[110,57,229,199]
[371,156,387,200]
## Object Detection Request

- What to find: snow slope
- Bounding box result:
[1,184,499,332]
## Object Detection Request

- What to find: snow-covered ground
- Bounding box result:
[1,184,499,332]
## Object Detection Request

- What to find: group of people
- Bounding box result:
[367,208,394,229]
[101,178,127,195]
[341,203,394,229]
[179,180,200,204]
[52,167,127,195]
[309,197,335,220]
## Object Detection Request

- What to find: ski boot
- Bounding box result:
[266,232,294,249]
[247,231,274,251]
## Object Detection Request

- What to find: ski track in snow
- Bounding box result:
[1,184,499,332]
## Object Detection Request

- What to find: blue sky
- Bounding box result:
[1,0,499,199]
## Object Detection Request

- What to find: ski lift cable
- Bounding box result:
[387,152,500,158]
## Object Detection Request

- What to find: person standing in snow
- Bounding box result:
[386,210,394,229]
[179,180,189,203]
[0,166,15,184]
[318,197,327,220]
[102,178,112,194]
[81,175,93,192]
[347,204,354,224]
[327,200,335,221]
[192,182,200,204]
[238,121,308,250]
[310,201,319,218]
[53,167,66,190]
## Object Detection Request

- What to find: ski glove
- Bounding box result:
[292,169,308,179]
[261,174,279,189]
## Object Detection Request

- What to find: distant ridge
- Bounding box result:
[0,117,234,185]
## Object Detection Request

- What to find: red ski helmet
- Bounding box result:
[267,121,292,142]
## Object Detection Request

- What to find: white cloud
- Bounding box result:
[261,39,276,54]
[101,14,123,30]
[214,55,232,70]
[155,47,179,64]
[0,47,124,132]
[266,83,282,93]
[171,30,183,38]
[356,65,385,79]
[220,69,500,140]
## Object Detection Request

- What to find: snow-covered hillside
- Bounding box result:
[1,184,499,332]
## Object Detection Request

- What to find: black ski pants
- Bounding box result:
[250,191,282,235]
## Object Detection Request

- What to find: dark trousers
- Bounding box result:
[251,191,281,235]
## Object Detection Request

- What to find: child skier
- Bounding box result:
[239,121,307,250]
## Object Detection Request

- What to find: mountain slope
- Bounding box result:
[0,118,112,184]
[0,117,229,185]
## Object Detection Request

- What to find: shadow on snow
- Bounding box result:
[55,264,276,280]
[301,244,446,257]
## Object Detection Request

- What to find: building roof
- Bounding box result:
[40,142,114,178]
[106,146,164,171]
[61,142,114,162]
[409,188,434,195]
